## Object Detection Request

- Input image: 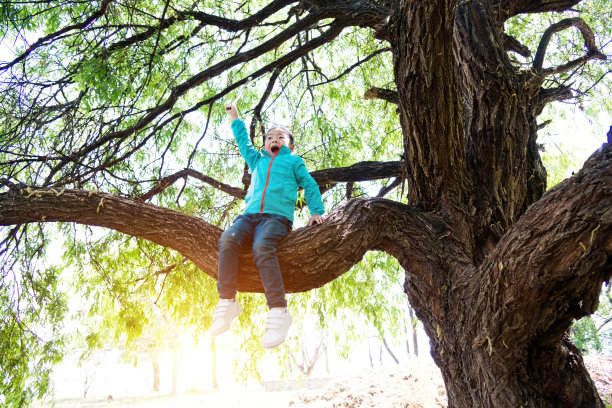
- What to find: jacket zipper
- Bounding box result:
[260,154,277,212]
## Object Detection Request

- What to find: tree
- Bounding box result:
[572,285,612,354]
[0,0,610,406]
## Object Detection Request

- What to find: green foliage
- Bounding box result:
[0,227,68,407]
[571,285,612,354]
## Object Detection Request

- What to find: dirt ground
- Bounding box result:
[44,356,611,408]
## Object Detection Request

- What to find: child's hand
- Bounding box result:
[307,214,324,226]
[225,104,239,121]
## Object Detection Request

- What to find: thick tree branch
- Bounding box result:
[467,142,612,361]
[502,33,531,57]
[0,189,444,295]
[538,84,574,105]
[179,0,299,32]
[500,0,581,20]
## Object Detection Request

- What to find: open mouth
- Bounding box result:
[271,146,280,153]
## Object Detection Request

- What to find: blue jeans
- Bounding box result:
[217,213,292,308]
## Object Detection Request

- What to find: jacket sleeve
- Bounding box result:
[231,119,260,169]
[294,157,325,216]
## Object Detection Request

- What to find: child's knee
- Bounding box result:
[219,230,240,247]
[252,241,276,259]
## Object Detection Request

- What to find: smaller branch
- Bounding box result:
[502,33,531,58]
[346,182,354,200]
[364,87,399,104]
[538,85,574,105]
[597,316,612,332]
[537,120,552,131]
[131,260,187,283]
[541,51,606,77]
[377,178,402,197]
[139,168,246,201]
[250,67,282,141]
[144,0,173,87]
[0,0,111,72]
[311,48,391,87]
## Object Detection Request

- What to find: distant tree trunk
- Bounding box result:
[211,337,218,389]
[171,348,178,395]
[83,366,95,399]
[403,302,411,356]
[409,305,418,357]
[382,338,400,364]
[152,355,161,392]
[368,338,374,368]
[288,331,328,376]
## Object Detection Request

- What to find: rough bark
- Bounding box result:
[0,186,446,293]
[389,0,473,249]
[385,0,610,406]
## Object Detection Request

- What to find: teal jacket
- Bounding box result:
[231,119,324,222]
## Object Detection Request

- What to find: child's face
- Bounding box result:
[264,127,294,155]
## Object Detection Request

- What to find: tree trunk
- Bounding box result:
[211,337,218,389]
[382,338,400,364]
[172,348,178,395]
[152,356,160,392]
[408,305,418,357]
[403,318,411,356]
[388,0,609,406]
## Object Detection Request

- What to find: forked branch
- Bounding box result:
[467,142,612,358]
[533,18,606,75]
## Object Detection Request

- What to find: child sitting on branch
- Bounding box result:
[210,103,325,348]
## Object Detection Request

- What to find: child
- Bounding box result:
[210,103,325,348]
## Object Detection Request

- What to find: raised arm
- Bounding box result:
[225,104,261,169]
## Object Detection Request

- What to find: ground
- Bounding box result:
[42,356,611,408]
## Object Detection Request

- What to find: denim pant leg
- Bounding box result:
[217,215,254,300]
[252,214,292,308]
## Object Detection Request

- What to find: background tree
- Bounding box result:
[0,1,611,407]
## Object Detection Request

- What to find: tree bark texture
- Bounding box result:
[386,0,610,406]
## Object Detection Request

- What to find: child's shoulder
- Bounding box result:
[285,154,305,165]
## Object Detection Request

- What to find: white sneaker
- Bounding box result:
[210,298,241,336]
[262,307,292,349]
